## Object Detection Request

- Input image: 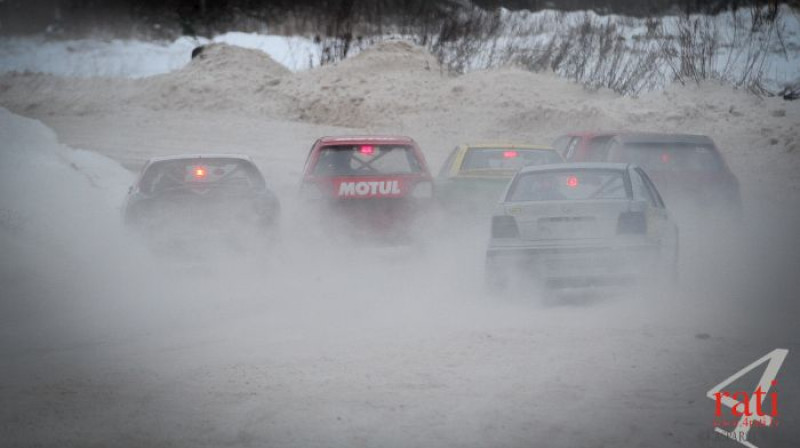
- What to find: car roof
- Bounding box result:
[146,153,255,164]
[463,143,556,151]
[560,130,625,138]
[614,133,714,144]
[317,135,416,145]
[517,162,631,174]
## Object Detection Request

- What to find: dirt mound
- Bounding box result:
[285,40,445,127]
[0,43,295,117]
[342,40,442,74]
[132,43,292,115]
[184,43,290,80]
[284,40,625,136]
[448,68,622,138]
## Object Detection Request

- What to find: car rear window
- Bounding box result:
[313,145,422,176]
[461,148,561,172]
[507,170,630,202]
[140,158,265,194]
[610,142,724,171]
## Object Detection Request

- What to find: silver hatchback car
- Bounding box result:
[485,163,678,292]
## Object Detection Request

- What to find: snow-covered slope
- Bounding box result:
[0,107,133,277]
[0,107,132,231]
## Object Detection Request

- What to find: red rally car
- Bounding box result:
[300,136,434,238]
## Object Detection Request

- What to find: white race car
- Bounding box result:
[485,163,678,292]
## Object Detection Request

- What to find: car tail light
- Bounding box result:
[193,166,207,179]
[412,181,433,198]
[492,215,519,238]
[360,145,374,155]
[566,175,579,187]
[617,211,647,234]
[503,151,518,158]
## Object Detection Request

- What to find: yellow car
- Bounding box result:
[436,143,563,214]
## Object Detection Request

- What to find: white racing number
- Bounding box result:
[706,349,788,448]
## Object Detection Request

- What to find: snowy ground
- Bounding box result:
[1,38,799,447]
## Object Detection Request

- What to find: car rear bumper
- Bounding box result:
[302,197,433,243]
[486,242,661,288]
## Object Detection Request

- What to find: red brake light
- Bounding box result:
[360,145,374,155]
[503,151,518,158]
[566,175,579,187]
[193,166,207,179]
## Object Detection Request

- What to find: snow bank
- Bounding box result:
[0,107,133,272]
[0,32,319,78]
[0,36,201,78]
[418,5,799,94]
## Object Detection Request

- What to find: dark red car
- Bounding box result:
[603,133,741,214]
[555,131,741,215]
[300,136,434,239]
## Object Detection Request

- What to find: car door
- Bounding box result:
[639,167,680,276]
[561,136,582,161]
[552,136,571,159]
[631,167,672,244]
